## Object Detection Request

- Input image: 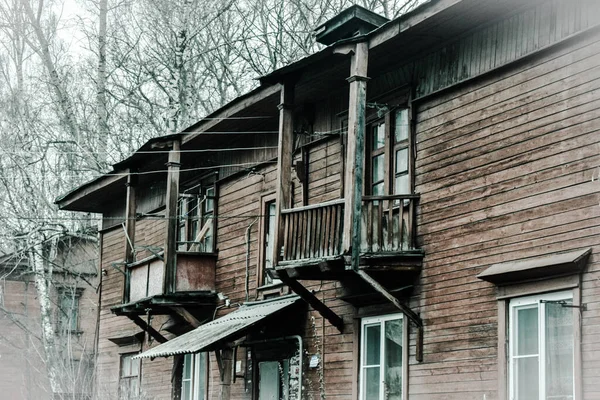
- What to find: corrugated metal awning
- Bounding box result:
[135,295,301,359]
[477,248,591,285]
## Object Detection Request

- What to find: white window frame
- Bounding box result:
[181,352,207,400]
[508,290,575,400]
[360,313,405,400]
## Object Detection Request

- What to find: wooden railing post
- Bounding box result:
[344,41,369,270]
[163,139,181,294]
[273,81,294,266]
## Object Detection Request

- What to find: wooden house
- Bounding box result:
[0,236,98,400]
[57,0,600,399]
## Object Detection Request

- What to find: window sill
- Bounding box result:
[256,282,288,300]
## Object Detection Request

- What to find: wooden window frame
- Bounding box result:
[177,174,217,253]
[257,192,282,290]
[56,287,83,334]
[496,276,582,400]
[179,352,209,400]
[119,352,141,400]
[365,107,413,196]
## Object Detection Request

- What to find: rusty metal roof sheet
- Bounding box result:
[135,295,301,359]
[477,248,591,285]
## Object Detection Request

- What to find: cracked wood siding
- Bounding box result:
[411,28,600,399]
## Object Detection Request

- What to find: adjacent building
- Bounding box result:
[57,0,600,399]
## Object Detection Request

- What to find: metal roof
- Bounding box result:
[477,248,591,285]
[135,295,301,359]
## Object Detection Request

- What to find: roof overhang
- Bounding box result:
[135,295,302,359]
[477,248,591,286]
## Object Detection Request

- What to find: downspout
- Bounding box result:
[245,218,259,302]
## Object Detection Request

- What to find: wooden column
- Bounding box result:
[218,348,233,400]
[123,170,137,303]
[343,41,369,270]
[273,82,295,265]
[163,140,181,294]
[124,171,137,264]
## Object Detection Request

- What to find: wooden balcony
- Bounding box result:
[275,195,422,280]
[280,199,345,264]
[115,251,217,316]
[360,194,420,261]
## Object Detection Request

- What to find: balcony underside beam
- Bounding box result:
[355,269,423,362]
[277,270,344,333]
[129,315,168,344]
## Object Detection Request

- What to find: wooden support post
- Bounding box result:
[278,270,344,333]
[343,41,369,270]
[273,82,295,266]
[129,315,168,344]
[124,170,137,264]
[163,140,181,294]
[170,306,202,328]
[123,170,137,303]
[218,348,233,400]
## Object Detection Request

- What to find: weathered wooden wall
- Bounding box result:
[412,28,600,400]
[370,0,600,101]
[96,227,174,399]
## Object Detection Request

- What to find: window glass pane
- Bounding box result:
[384,319,403,400]
[515,356,539,400]
[130,357,140,376]
[364,324,381,366]
[183,354,192,379]
[121,356,131,377]
[364,367,381,400]
[182,381,191,400]
[372,123,385,150]
[395,110,409,142]
[394,175,409,196]
[372,154,384,185]
[516,306,538,356]
[545,301,574,399]
[395,148,408,174]
[197,353,207,400]
[130,378,139,398]
[204,187,214,212]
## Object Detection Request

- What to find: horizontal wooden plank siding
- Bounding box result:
[412,29,600,399]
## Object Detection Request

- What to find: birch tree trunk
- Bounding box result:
[28,235,61,396]
[96,0,109,168]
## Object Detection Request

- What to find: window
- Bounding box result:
[177,176,216,252]
[367,109,411,196]
[258,194,281,288]
[181,353,207,400]
[119,353,140,400]
[360,314,404,400]
[57,288,81,333]
[509,291,574,400]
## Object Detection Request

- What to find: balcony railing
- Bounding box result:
[360,194,419,253]
[280,199,345,262]
[126,252,215,303]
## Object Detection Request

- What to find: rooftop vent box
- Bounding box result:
[314,5,389,46]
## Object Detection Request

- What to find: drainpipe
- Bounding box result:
[245,218,259,302]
